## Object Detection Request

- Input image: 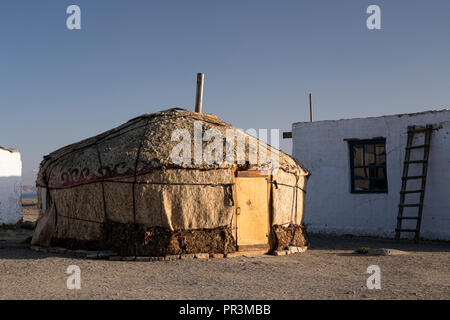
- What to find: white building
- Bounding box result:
[292,109,450,240]
[0,146,22,225]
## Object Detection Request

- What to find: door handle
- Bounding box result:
[236,207,241,215]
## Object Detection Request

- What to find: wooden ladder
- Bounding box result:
[395,125,433,243]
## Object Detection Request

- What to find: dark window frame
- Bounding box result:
[348,139,388,194]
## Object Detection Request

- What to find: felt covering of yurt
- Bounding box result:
[32,108,310,256]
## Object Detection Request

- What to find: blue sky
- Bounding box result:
[1,0,449,184]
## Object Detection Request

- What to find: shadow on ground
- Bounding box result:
[309,233,450,253]
[1,229,449,261]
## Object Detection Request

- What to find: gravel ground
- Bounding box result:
[1,223,449,300]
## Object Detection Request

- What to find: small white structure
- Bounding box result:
[0,146,22,225]
[292,109,450,240]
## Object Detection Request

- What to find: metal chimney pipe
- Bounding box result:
[195,73,205,113]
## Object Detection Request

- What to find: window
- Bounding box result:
[348,139,387,193]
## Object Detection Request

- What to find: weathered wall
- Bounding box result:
[271,169,308,226]
[0,148,22,225]
[292,110,450,240]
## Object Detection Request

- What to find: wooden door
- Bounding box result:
[235,177,270,251]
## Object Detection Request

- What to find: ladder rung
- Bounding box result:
[402,176,425,180]
[406,145,428,150]
[400,189,424,194]
[399,204,421,207]
[397,216,419,220]
[408,127,433,134]
[405,160,427,164]
[395,229,418,232]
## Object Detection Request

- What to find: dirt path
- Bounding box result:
[0,230,449,300]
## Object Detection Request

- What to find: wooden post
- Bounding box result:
[309,93,313,122]
[195,73,205,113]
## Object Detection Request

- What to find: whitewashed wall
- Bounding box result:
[292,110,450,240]
[0,148,22,225]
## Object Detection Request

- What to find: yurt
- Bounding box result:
[0,146,22,225]
[32,108,310,256]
